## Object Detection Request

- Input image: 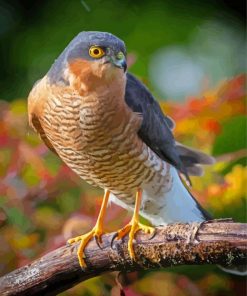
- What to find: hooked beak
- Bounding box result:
[104,50,127,72]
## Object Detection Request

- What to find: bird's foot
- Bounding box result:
[67,224,104,268]
[68,190,110,268]
[115,220,154,259]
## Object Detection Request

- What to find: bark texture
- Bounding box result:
[0,220,246,296]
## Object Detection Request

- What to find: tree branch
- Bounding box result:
[0,220,246,296]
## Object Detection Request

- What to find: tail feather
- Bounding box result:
[176,142,215,176]
[186,165,204,176]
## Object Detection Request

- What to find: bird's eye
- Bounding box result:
[89,46,105,58]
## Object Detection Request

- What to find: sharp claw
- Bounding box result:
[94,235,103,250]
[148,228,156,240]
[110,232,119,249]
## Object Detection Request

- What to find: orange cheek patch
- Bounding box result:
[68,59,114,93]
[68,59,92,77]
[68,59,100,93]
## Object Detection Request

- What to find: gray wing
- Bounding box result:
[125,73,214,181]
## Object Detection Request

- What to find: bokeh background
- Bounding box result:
[0,0,246,295]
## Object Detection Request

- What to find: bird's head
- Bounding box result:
[48,31,127,91]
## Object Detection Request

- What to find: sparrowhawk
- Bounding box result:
[28,31,245,275]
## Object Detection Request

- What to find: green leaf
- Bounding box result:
[213,115,246,156]
[43,153,62,176]
[5,207,32,232]
[57,189,80,214]
[213,115,246,173]
[22,166,40,186]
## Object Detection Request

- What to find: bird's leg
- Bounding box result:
[115,189,154,259]
[67,190,110,268]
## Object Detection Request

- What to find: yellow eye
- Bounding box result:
[89,46,105,58]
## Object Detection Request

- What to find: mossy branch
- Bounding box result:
[0,220,246,296]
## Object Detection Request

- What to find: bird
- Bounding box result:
[28,31,245,275]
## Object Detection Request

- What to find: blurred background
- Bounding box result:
[0,0,246,295]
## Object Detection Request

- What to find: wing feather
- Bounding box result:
[125,73,214,181]
[125,73,189,178]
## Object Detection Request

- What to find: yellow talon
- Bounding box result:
[68,189,154,266]
[116,189,155,260]
[67,226,104,267]
[67,190,110,268]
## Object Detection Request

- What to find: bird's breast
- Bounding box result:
[41,90,171,202]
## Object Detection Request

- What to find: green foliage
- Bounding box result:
[5,207,32,232]
[213,115,246,169]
